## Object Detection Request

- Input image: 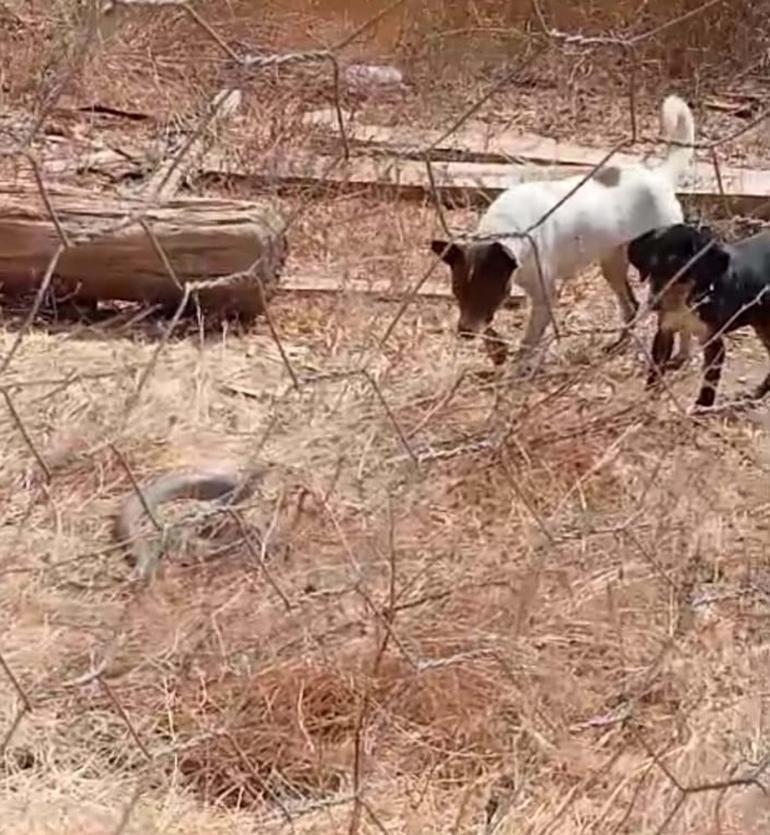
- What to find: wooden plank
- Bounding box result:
[204,151,583,198]
[303,107,643,168]
[279,272,525,304]
[204,151,770,203]
[301,108,770,200]
[143,88,241,200]
[28,115,770,213]
[33,147,141,180]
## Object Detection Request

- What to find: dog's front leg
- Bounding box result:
[514,294,553,375]
[646,327,674,391]
[694,334,725,409]
[666,330,692,370]
[482,325,509,367]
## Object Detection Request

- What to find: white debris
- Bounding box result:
[343,63,408,97]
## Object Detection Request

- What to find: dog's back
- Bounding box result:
[730,230,770,274]
[724,231,770,321]
[478,164,683,292]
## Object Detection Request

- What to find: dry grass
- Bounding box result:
[3,247,770,833]
[2,1,770,834]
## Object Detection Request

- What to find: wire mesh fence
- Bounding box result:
[1,1,770,833]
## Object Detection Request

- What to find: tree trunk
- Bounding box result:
[0,183,287,318]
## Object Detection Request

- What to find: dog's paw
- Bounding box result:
[663,353,688,371]
[746,385,768,403]
[510,363,536,382]
[469,367,499,384]
[602,332,630,356]
[510,350,539,379]
[728,393,759,411]
[645,372,664,392]
[687,399,749,418]
[687,402,710,417]
[482,326,509,367]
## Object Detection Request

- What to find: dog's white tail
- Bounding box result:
[658,94,695,184]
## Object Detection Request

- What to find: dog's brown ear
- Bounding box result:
[487,241,518,275]
[430,239,464,267]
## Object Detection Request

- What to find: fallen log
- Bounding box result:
[0,183,287,318]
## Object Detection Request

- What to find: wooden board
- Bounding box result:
[205,151,585,198]
[280,271,526,304]
[301,108,770,202]
[303,107,644,168]
[205,150,770,205]
[30,120,770,213]
[143,87,241,200]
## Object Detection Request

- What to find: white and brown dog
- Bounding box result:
[430,94,696,371]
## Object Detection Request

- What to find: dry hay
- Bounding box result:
[2,195,770,835]
[3,296,767,832]
[2,1,770,833]
[173,652,518,805]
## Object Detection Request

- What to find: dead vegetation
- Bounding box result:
[2,1,770,834]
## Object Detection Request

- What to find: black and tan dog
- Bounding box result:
[629,223,770,410]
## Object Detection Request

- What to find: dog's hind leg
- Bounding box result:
[600,246,638,354]
[748,323,770,401]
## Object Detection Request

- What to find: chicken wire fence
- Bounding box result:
[1,1,770,833]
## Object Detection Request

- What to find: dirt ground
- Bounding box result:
[2,2,770,834]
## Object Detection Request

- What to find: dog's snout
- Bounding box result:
[457,314,480,338]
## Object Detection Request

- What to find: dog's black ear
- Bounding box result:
[677,224,708,261]
[486,241,518,275]
[430,239,464,267]
[701,242,730,275]
[628,230,656,277]
[690,224,722,264]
